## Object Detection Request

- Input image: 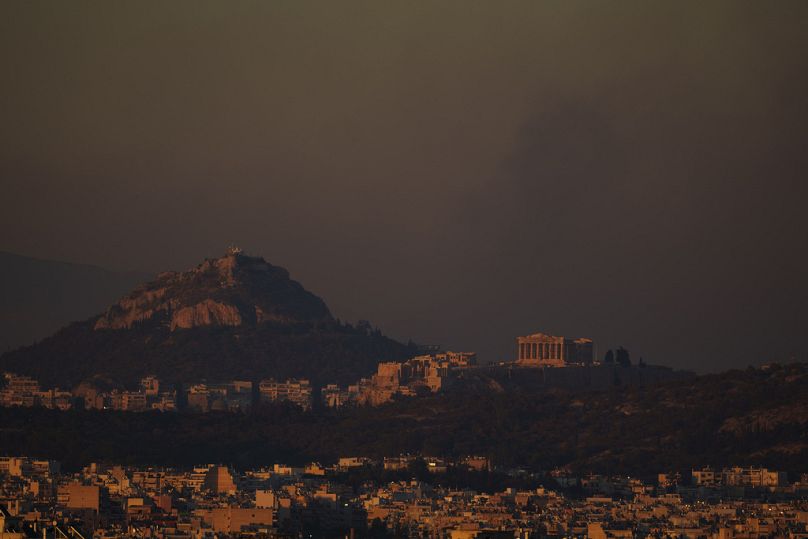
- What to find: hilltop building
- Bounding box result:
[343,351,475,406]
[321,384,351,408]
[692,467,787,488]
[516,333,593,367]
[140,376,160,396]
[187,380,251,412]
[1,372,72,410]
[259,378,312,410]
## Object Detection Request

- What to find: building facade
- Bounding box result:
[516,333,593,367]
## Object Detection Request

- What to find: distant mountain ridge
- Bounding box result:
[0,249,415,388]
[0,251,150,353]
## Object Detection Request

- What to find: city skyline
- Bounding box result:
[1,2,806,536]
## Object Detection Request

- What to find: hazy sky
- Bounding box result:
[2,2,807,371]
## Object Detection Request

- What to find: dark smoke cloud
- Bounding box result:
[1,1,807,371]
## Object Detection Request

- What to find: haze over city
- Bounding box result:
[3,2,808,372]
[2,3,808,538]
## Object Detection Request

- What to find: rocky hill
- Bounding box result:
[93,248,332,331]
[0,249,415,387]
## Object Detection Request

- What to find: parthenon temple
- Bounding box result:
[516,332,593,367]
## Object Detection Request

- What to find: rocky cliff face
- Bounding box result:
[94,249,333,331]
[169,299,243,330]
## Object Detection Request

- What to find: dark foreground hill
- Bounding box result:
[0,249,415,387]
[0,362,805,475]
[0,251,149,353]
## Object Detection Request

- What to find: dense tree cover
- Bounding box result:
[615,347,631,367]
[603,347,632,367]
[0,363,805,476]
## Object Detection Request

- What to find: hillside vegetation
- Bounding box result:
[0,363,804,475]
